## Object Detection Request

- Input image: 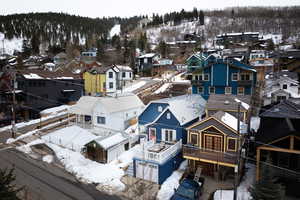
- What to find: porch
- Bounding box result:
[182,145,238,167]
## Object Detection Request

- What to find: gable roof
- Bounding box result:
[259,100,300,119]
[148,94,206,126]
[68,96,99,115]
[212,111,247,134]
[98,93,144,114]
[138,53,157,58]
[206,94,251,112]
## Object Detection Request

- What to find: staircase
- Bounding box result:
[126,162,134,176]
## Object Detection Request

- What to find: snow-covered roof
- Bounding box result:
[115,65,133,72]
[40,105,70,115]
[138,53,157,58]
[95,133,127,150]
[151,94,206,126]
[42,125,97,152]
[99,94,144,114]
[250,117,260,132]
[23,73,43,79]
[68,96,99,115]
[213,111,247,134]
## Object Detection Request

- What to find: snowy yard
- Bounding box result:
[214,164,255,200]
[154,83,171,94]
[156,160,187,200]
[122,81,146,93]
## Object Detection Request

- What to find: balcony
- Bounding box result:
[134,140,182,164]
[183,145,238,166]
[237,80,252,86]
[191,80,205,86]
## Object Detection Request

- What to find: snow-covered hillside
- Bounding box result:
[109,24,121,38]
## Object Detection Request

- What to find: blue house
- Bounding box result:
[186,53,257,100]
[133,95,206,184]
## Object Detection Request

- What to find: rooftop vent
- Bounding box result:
[224,100,230,105]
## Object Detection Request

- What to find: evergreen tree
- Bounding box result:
[158,40,168,58]
[96,39,105,61]
[21,39,31,58]
[123,36,129,64]
[0,168,23,200]
[249,157,284,200]
[199,10,205,25]
[128,39,137,72]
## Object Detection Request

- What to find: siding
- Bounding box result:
[138,103,169,125]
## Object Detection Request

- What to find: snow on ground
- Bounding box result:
[156,160,188,200]
[109,24,121,38]
[42,125,97,152]
[111,144,141,168]
[43,155,54,163]
[214,164,255,200]
[122,81,146,93]
[40,105,70,115]
[250,117,261,132]
[154,83,171,94]
[0,35,23,55]
[46,142,126,191]
[16,139,44,154]
[6,130,39,144]
[0,110,67,133]
[171,72,190,83]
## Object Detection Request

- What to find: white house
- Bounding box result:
[105,67,118,93]
[264,71,300,105]
[69,94,145,132]
[113,65,133,89]
[93,94,145,131]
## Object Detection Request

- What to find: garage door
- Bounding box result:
[136,160,158,183]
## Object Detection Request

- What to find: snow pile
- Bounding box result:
[235,98,250,110]
[171,72,190,83]
[111,144,141,168]
[40,105,70,115]
[42,126,97,152]
[6,130,39,144]
[214,164,255,200]
[154,83,171,94]
[16,139,44,154]
[43,155,54,163]
[109,24,121,38]
[157,160,187,200]
[46,143,126,191]
[122,81,146,93]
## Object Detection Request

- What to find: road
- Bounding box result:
[0,148,121,200]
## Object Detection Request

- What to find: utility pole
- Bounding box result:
[233,102,241,200]
[11,70,17,138]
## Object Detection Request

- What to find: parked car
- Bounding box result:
[171,177,205,200]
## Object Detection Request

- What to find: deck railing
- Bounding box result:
[135,140,182,164]
[183,145,238,165]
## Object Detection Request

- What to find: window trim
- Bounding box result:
[166,113,171,119]
[189,132,199,146]
[209,86,215,94]
[198,86,204,94]
[204,73,209,81]
[162,129,176,142]
[109,82,114,89]
[237,87,244,95]
[158,106,163,112]
[227,137,237,152]
[149,128,156,141]
[225,87,232,95]
[232,73,238,81]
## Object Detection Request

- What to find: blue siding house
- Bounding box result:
[187,53,257,100]
[134,95,206,184]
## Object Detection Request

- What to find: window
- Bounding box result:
[225,87,232,94]
[144,58,148,64]
[158,106,163,112]
[190,133,198,146]
[209,87,215,94]
[227,138,237,151]
[103,82,106,89]
[122,72,126,78]
[277,95,287,102]
[232,73,238,81]
[282,84,287,89]
[166,113,171,119]
[204,74,209,81]
[109,72,113,78]
[109,82,114,89]
[237,87,244,95]
[194,75,198,80]
[97,116,106,124]
[240,73,251,81]
[129,72,132,78]
[198,87,204,94]
[162,129,176,142]
[149,128,156,141]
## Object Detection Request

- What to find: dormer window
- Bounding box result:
[167,113,171,119]
[158,106,163,112]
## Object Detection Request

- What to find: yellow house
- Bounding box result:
[83,67,107,95]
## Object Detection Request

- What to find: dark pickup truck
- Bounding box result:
[171,177,205,200]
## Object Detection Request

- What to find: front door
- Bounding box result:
[205,135,222,151]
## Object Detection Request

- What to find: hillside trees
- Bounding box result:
[0,168,23,200]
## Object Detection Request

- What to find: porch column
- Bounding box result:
[256,148,261,181]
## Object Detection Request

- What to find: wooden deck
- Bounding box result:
[183,145,238,167]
